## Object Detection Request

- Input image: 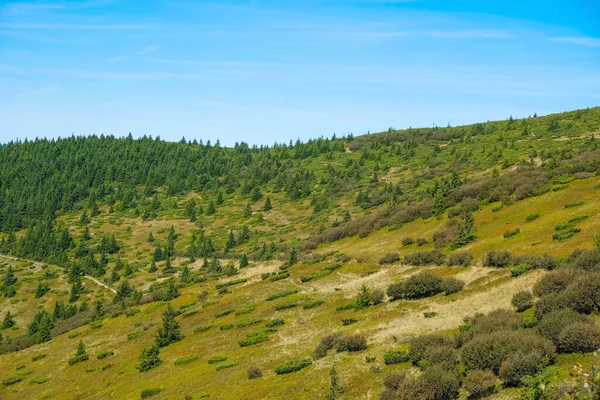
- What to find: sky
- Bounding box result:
[0,0,599,146]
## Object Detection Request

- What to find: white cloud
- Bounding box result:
[551,36,600,47]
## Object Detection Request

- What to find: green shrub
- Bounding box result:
[194,325,212,333]
[342,318,357,326]
[534,293,570,320]
[457,309,523,345]
[266,289,298,301]
[68,354,89,365]
[461,331,554,374]
[97,350,114,360]
[336,334,367,352]
[409,334,454,362]
[236,318,263,328]
[215,309,233,318]
[441,277,464,295]
[383,370,406,390]
[423,345,458,368]
[238,332,269,347]
[447,251,473,267]
[424,312,438,318]
[208,356,227,364]
[503,228,520,238]
[2,376,23,386]
[247,366,263,379]
[29,377,49,384]
[265,319,284,328]
[386,283,405,301]
[174,355,198,365]
[525,213,540,222]
[303,299,324,309]
[141,388,162,398]
[538,308,587,345]
[402,237,415,246]
[533,269,577,297]
[369,289,385,305]
[379,252,400,265]
[270,272,290,282]
[562,273,600,314]
[401,273,443,299]
[32,354,46,361]
[483,250,512,268]
[511,264,532,277]
[462,369,498,399]
[220,323,233,331]
[404,250,445,266]
[557,322,600,353]
[215,362,238,371]
[274,359,312,374]
[275,300,297,311]
[313,333,343,359]
[384,350,409,365]
[336,302,356,311]
[565,200,584,208]
[553,228,581,241]
[397,366,460,400]
[511,290,534,312]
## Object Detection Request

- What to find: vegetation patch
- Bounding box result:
[565,200,584,208]
[141,388,163,399]
[174,355,198,366]
[274,359,312,374]
[303,299,324,309]
[266,289,298,301]
[215,278,248,289]
[207,356,227,364]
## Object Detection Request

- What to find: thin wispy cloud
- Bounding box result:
[366,30,511,39]
[0,22,158,30]
[551,36,600,47]
[1,1,110,14]
[106,45,162,63]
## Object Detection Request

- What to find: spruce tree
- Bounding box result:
[180,265,190,283]
[244,203,252,218]
[263,196,272,211]
[206,201,216,215]
[155,304,183,347]
[163,278,180,301]
[239,254,249,268]
[137,344,161,372]
[149,260,157,273]
[2,266,17,295]
[325,364,344,400]
[355,284,371,310]
[216,191,224,205]
[163,258,176,274]
[2,311,15,329]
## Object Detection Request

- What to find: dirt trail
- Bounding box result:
[0,254,116,294]
[371,269,544,343]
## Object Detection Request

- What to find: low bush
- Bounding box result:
[194,325,212,333]
[313,333,343,359]
[441,277,465,295]
[336,334,368,352]
[247,366,263,379]
[274,359,312,374]
[417,238,428,246]
[565,200,584,208]
[238,332,268,347]
[423,345,458,369]
[141,388,163,399]
[215,309,233,318]
[511,290,534,312]
[557,322,600,353]
[303,299,324,309]
[458,309,524,345]
[220,323,233,331]
[369,289,385,305]
[553,228,581,241]
[510,264,532,277]
[215,362,238,371]
[461,331,554,374]
[270,272,290,282]
[503,228,520,238]
[215,278,247,289]
[562,273,600,314]
[538,308,587,345]
[266,289,298,301]
[409,334,454,362]
[533,269,577,297]
[571,249,600,271]
[534,293,569,320]
[525,213,540,222]
[207,356,227,364]
[404,250,445,266]
[275,301,297,311]
[174,355,198,365]
[379,252,400,265]
[384,350,410,365]
[402,273,443,299]
[386,283,405,301]
[2,376,23,386]
[342,318,357,326]
[396,366,460,400]
[424,311,438,318]
[383,371,406,390]
[265,319,284,328]
[68,354,89,365]
[236,318,263,328]
[447,251,473,267]
[462,369,498,399]
[402,237,415,246]
[97,350,114,360]
[483,250,512,268]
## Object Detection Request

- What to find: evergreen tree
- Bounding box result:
[113,280,132,303]
[450,211,476,249]
[2,266,17,296]
[153,243,163,262]
[184,199,196,220]
[149,260,157,273]
[2,311,15,329]
[147,232,154,243]
[355,284,371,310]
[239,254,249,268]
[216,191,224,205]
[79,211,90,225]
[137,344,161,372]
[433,189,446,217]
[180,265,190,283]
[35,282,50,298]
[250,187,262,202]
[225,230,235,253]
[163,258,176,274]
[163,278,180,301]
[155,304,183,347]
[244,203,252,218]
[69,277,82,303]
[325,364,344,400]
[206,201,216,215]
[263,196,272,211]
[110,266,120,283]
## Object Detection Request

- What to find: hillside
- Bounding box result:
[1,107,600,399]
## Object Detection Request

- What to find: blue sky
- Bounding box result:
[0,0,599,146]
